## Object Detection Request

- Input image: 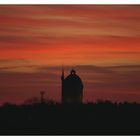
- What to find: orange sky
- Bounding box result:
[0,5,140,104]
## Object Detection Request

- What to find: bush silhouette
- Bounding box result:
[0,99,140,135]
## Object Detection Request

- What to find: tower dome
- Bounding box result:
[61,69,83,104]
[64,69,83,89]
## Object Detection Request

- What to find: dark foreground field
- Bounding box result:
[0,101,140,135]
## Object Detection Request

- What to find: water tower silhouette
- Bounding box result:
[61,67,83,104]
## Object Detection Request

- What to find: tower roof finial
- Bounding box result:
[71,69,76,75]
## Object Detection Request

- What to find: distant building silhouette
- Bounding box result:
[61,67,83,104]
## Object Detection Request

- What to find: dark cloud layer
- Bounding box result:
[0,64,140,104]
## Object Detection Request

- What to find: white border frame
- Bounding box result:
[0,0,140,4]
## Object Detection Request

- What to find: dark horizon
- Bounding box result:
[0,64,140,105]
[1,100,140,135]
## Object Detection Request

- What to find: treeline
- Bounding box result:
[0,100,140,135]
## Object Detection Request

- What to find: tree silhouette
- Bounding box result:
[0,99,140,135]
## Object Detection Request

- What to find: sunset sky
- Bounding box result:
[0,5,140,104]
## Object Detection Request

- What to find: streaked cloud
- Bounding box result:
[0,5,140,104]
